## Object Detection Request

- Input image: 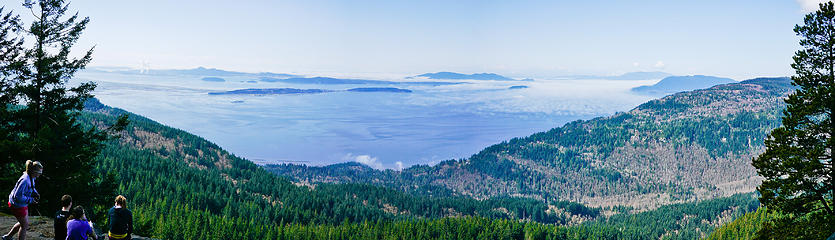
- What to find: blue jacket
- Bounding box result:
[8,172,37,208]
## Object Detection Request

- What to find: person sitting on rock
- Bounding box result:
[106,195,132,240]
[66,206,97,240]
[54,195,72,240]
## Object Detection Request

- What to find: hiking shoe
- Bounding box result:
[1,235,10,240]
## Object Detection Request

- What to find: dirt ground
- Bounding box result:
[0,214,155,240]
[0,215,54,240]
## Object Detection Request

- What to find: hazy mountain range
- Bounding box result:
[632,75,737,95]
[89,66,301,78]
[560,71,673,80]
[410,72,518,81]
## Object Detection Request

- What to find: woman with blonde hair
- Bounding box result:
[3,160,43,240]
[107,195,132,240]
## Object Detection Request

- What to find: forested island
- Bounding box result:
[347,87,413,93]
[208,87,413,95]
[411,72,516,80]
[208,88,333,95]
[201,77,226,82]
[261,76,462,86]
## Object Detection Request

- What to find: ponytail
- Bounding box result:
[25,160,43,174]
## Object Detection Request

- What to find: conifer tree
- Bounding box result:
[0,0,126,215]
[752,2,835,239]
[0,7,25,176]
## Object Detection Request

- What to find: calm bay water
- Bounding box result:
[74,70,656,169]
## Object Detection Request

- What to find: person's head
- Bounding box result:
[61,195,72,209]
[25,160,43,178]
[69,206,85,220]
[115,195,127,207]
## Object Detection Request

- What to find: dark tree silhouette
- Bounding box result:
[0,0,126,215]
[0,6,25,177]
[752,2,835,239]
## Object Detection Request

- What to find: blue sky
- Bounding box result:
[2,0,820,79]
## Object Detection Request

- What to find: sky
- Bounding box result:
[1,0,823,80]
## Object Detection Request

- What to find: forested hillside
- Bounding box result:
[79,99,587,238]
[706,207,773,240]
[268,77,795,209]
[76,98,761,239]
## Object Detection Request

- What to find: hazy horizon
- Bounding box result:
[74,68,659,169]
[2,0,822,80]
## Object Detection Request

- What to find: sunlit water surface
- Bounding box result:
[74,70,656,169]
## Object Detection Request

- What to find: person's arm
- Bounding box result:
[88,221,97,240]
[107,208,113,231]
[127,210,133,236]
[53,214,60,240]
[87,227,97,240]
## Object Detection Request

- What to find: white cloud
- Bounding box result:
[345,153,384,170]
[632,62,640,67]
[798,0,833,12]
[654,61,665,68]
[395,161,404,171]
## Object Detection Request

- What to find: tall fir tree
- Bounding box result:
[751,2,835,239]
[0,0,126,216]
[0,7,25,179]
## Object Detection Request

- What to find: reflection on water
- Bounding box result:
[74,71,656,169]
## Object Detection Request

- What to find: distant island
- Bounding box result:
[201,77,225,82]
[508,85,528,89]
[208,88,332,95]
[347,87,412,93]
[631,75,735,95]
[411,72,515,81]
[262,77,391,85]
[209,87,413,95]
[261,76,463,86]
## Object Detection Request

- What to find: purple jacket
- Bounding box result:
[8,172,37,208]
[66,219,93,240]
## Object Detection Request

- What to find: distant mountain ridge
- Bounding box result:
[267,77,794,210]
[561,71,672,80]
[87,66,300,78]
[411,72,516,80]
[632,75,736,95]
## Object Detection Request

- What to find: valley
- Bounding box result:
[267,77,794,210]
